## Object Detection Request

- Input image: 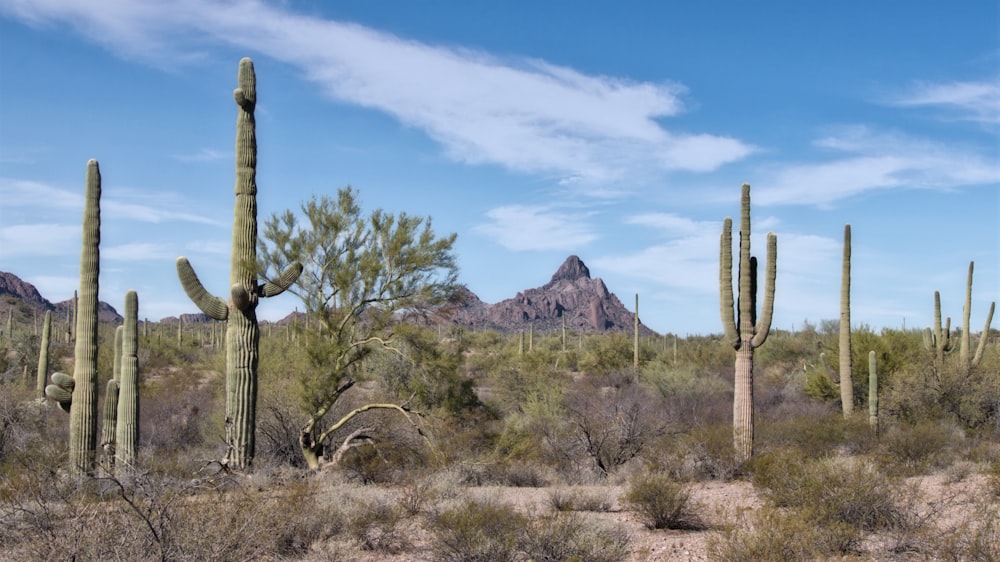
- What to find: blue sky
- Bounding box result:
[0,1,997,335]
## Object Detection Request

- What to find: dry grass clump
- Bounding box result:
[521,512,630,562]
[546,486,614,512]
[429,497,525,562]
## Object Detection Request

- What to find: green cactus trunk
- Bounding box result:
[36,311,52,401]
[116,290,139,471]
[633,293,639,370]
[839,224,854,416]
[720,183,776,463]
[101,325,123,464]
[69,159,101,476]
[176,58,301,470]
[868,350,878,436]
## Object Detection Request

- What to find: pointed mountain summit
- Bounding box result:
[446,256,655,335]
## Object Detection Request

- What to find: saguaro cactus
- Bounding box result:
[839,224,853,416]
[926,291,952,364]
[36,311,52,401]
[959,261,995,371]
[868,350,878,436]
[116,290,140,471]
[720,183,776,463]
[70,159,102,475]
[101,326,123,462]
[176,58,301,470]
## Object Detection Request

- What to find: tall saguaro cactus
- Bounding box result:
[70,159,102,476]
[868,350,878,436]
[176,58,301,470]
[959,261,995,371]
[927,291,952,364]
[839,224,854,416]
[720,183,776,463]
[36,311,52,401]
[116,290,140,471]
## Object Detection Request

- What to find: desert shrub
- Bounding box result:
[757,407,874,458]
[623,472,702,530]
[877,419,962,476]
[642,363,732,428]
[430,497,525,562]
[706,505,858,561]
[546,486,613,512]
[934,499,1000,561]
[521,512,630,562]
[685,422,745,481]
[752,453,911,534]
[345,496,407,553]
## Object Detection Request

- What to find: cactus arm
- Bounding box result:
[231,283,252,311]
[101,379,119,457]
[45,372,75,412]
[719,217,738,348]
[750,232,777,349]
[260,262,303,298]
[176,257,229,321]
[972,301,995,368]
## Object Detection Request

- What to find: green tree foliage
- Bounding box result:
[258,187,458,469]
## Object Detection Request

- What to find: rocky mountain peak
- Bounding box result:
[545,255,591,286]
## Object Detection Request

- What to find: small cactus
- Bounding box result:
[116,290,140,471]
[101,325,124,463]
[36,311,52,401]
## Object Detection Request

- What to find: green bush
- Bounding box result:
[623,472,702,530]
[877,419,961,476]
[706,505,859,561]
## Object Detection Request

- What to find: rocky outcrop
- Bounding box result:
[446,256,655,335]
[0,271,123,323]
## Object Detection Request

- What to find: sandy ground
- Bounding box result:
[299,471,994,562]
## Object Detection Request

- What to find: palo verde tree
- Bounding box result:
[258,187,459,470]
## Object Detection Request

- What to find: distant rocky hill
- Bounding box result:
[0,271,123,323]
[443,255,656,335]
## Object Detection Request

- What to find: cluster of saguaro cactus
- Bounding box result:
[116,290,140,471]
[839,224,854,417]
[924,261,995,371]
[35,311,51,401]
[720,183,776,462]
[177,58,301,470]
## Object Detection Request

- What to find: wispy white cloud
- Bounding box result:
[0,223,78,257]
[0,177,82,209]
[104,200,224,225]
[172,148,230,162]
[754,126,1000,206]
[474,204,598,251]
[103,242,174,261]
[890,80,1000,125]
[0,0,753,185]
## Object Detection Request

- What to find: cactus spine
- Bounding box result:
[868,350,878,436]
[959,261,995,371]
[720,183,776,463]
[839,224,853,416]
[176,58,301,470]
[36,311,52,401]
[102,325,123,462]
[116,290,139,471]
[69,159,101,476]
